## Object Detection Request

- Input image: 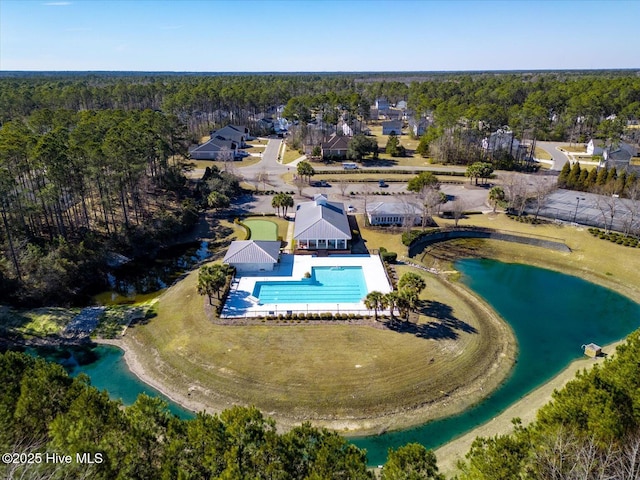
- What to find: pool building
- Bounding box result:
[221,254,393,318]
[293,194,351,251]
[220,195,393,318]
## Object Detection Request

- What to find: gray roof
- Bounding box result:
[223,241,281,264]
[213,125,248,144]
[294,196,352,241]
[382,120,403,129]
[322,134,350,151]
[189,135,236,155]
[367,202,422,216]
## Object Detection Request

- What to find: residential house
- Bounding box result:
[213,125,250,147]
[189,135,238,160]
[586,139,604,156]
[482,128,520,156]
[294,194,352,250]
[366,202,422,226]
[382,120,403,136]
[396,100,408,111]
[321,134,350,159]
[601,141,638,168]
[375,98,390,112]
[408,117,430,137]
[223,240,281,273]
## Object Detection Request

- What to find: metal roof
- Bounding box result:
[223,240,281,264]
[294,197,352,241]
[367,202,422,216]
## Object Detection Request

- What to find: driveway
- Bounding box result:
[536,141,572,171]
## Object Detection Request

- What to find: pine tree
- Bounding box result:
[566,162,581,189]
[585,168,598,190]
[596,166,609,186]
[557,162,571,188]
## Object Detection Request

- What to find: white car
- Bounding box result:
[347,205,356,213]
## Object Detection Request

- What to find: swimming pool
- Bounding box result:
[253,266,367,303]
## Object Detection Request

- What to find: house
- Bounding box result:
[294,194,351,250]
[586,139,604,156]
[396,100,408,111]
[212,125,250,147]
[321,134,350,159]
[602,142,637,167]
[189,135,238,160]
[408,117,429,137]
[366,202,423,226]
[223,240,281,273]
[482,128,520,156]
[375,98,389,112]
[382,120,403,136]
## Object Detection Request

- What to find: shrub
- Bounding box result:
[380,251,398,263]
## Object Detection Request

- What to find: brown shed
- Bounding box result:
[583,343,602,358]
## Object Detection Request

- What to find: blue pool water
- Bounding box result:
[253,266,367,303]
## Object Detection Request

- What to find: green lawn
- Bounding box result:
[244,219,279,240]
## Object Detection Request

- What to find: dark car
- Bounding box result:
[378,180,388,187]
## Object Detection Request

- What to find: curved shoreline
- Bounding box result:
[434,338,622,475]
[96,272,517,436]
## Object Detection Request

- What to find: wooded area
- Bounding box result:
[1,71,640,305]
[458,330,640,479]
[0,350,445,479]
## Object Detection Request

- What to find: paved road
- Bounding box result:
[536,141,571,171]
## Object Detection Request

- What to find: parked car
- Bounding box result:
[378,180,388,187]
[347,205,356,213]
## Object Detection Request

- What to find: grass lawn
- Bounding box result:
[120,208,640,463]
[560,145,587,153]
[244,219,279,240]
[124,257,512,434]
[281,145,302,164]
[0,307,79,338]
[534,147,552,160]
[187,156,262,171]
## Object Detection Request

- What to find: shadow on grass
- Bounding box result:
[383,300,478,340]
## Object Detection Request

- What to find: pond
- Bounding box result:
[29,259,640,466]
[94,241,211,305]
[352,258,640,464]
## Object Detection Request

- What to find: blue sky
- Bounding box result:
[1,0,639,72]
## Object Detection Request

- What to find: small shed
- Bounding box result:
[583,343,602,358]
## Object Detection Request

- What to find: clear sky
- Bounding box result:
[1,0,639,72]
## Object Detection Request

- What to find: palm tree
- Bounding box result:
[398,272,426,296]
[488,186,505,213]
[384,291,399,319]
[397,289,419,321]
[271,193,282,217]
[364,291,385,320]
[280,193,294,218]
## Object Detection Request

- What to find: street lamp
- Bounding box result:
[573,197,585,223]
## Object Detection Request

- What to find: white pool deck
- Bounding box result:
[221,254,393,318]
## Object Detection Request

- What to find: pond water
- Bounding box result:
[94,241,211,305]
[352,258,640,464]
[27,259,640,466]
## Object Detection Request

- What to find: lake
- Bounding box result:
[49,259,640,466]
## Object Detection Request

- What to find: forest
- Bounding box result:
[3,331,640,479]
[1,71,640,306]
[0,350,442,480]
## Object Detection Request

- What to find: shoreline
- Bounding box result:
[97,280,517,437]
[434,338,622,476]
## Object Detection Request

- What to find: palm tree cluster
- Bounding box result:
[364,271,426,321]
[197,263,233,305]
[271,193,294,218]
